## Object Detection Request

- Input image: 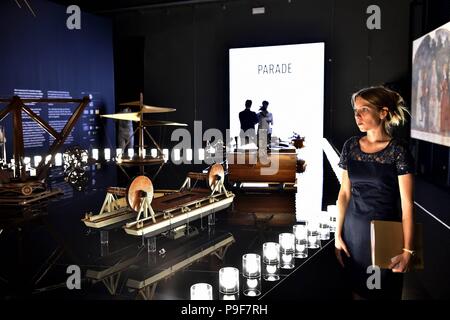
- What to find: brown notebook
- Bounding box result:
[370,220,424,270]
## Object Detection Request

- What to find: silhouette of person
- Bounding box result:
[117,106,134,157]
[239,99,258,145]
[257,100,273,148]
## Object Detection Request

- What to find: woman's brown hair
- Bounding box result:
[351,86,410,135]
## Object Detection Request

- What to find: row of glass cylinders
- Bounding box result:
[191,207,337,300]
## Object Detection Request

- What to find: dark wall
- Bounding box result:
[112,0,413,144]
[112,0,411,157]
[114,36,145,103]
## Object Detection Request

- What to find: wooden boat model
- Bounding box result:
[82,163,235,237]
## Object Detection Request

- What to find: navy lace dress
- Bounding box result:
[338,136,414,299]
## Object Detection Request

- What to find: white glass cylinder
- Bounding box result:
[55,153,63,166]
[242,253,261,297]
[242,254,261,278]
[263,242,280,281]
[190,283,213,300]
[127,148,134,158]
[104,148,111,161]
[34,155,42,167]
[219,267,239,294]
[263,242,280,264]
[163,149,169,162]
[327,205,337,233]
[279,233,295,269]
[116,148,122,159]
[307,219,321,249]
[172,148,181,161]
[319,212,331,240]
[92,148,99,160]
[186,148,193,161]
[293,224,308,258]
[198,148,205,161]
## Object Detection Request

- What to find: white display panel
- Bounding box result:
[229,43,325,143]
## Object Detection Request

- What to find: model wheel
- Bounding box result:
[21,185,33,196]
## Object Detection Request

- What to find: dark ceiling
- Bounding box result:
[49,0,223,13]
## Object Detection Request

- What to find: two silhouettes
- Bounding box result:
[238,99,273,147]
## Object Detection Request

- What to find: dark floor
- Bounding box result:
[402,177,450,300]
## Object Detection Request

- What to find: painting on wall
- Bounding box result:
[411,21,450,147]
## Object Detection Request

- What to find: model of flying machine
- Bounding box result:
[100,93,187,176]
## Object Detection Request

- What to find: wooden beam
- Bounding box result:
[12,101,25,179]
[37,96,90,180]
[0,103,15,122]
[22,105,61,139]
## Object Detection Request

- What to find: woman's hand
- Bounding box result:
[389,252,412,273]
[335,236,351,267]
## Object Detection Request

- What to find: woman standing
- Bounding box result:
[335,86,415,300]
